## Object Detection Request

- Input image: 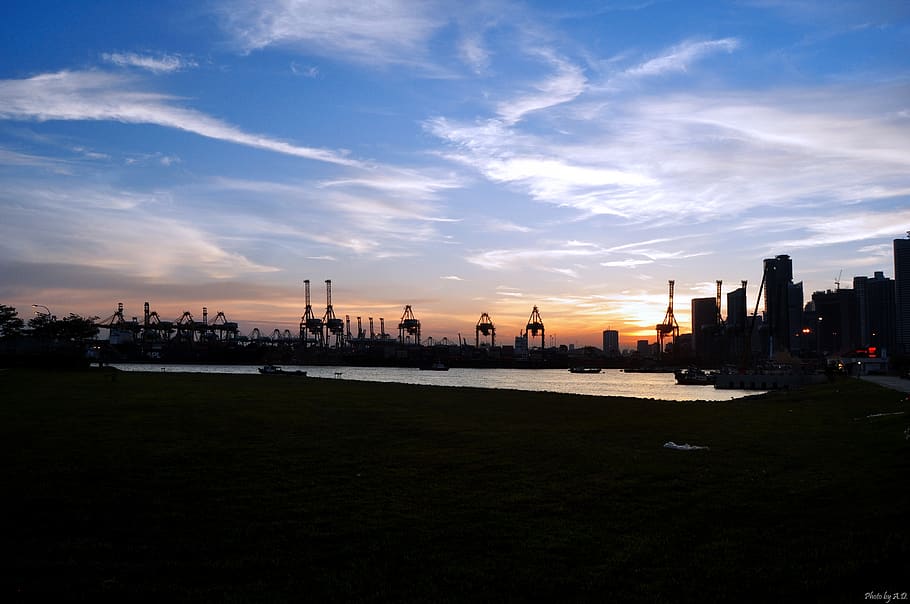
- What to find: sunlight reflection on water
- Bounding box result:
[111,364,762,401]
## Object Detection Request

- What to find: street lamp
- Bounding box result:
[32,304,51,317]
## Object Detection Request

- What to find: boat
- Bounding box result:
[419,361,449,371]
[674,367,716,385]
[258,365,306,376]
[569,367,602,374]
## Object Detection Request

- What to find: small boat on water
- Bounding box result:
[420,361,449,371]
[569,367,602,374]
[258,364,306,376]
[674,367,716,385]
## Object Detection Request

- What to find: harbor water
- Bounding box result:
[110,364,764,402]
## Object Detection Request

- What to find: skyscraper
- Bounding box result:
[854,272,896,353]
[763,254,795,354]
[602,329,619,356]
[895,236,910,353]
[691,297,717,360]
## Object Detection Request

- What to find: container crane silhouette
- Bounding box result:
[323,280,345,347]
[398,305,421,344]
[300,279,324,347]
[526,306,545,349]
[475,312,495,347]
[655,280,679,357]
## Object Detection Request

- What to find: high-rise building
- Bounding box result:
[602,330,619,356]
[854,272,896,353]
[691,297,717,359]
[896,236,910,353]
[788,281,804,352]
[763,254,795,354]
[726,284,748,330]
[812,288,858,355]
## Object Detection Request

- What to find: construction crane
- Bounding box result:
[300,279,324,347]
[398,305,421,344]
[323,280,345,347]
[655,280,679,357]
[526,306,545,349]
[834,269,842,291]
[475,312,495,347]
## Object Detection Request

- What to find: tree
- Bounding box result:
[0,304,25,339]
[58,313,100,343]
[27,312,99,342]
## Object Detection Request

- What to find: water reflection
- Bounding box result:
[111,364,763,402]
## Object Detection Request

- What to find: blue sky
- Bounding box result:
[1,0,908,346]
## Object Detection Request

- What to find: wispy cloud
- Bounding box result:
[218,0,445,68]
[102,51,197,73]
[623,38,740,78]
[0,70,361,167]
[440,275,463,281]
[497,53,588,124]
[0,181,277,281]
[770,207,910,250]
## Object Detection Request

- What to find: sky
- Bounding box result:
[1,0,909,348]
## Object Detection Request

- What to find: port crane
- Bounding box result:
[475,312,495,347]
[655,280,679,357]
[526,306,545,349]
[300,279,324,347]
[398,305,421,344]
[323,280,345,347]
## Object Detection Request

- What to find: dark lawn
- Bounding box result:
[1,369,908,602]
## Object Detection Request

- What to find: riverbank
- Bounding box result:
[2,369,908,601]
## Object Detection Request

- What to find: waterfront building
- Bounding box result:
[896,236,910,353]
[763,254,800,354]
[602,330,619,357]
[691,297,717,361]
[853,272,896,353]
[812,288,858,356]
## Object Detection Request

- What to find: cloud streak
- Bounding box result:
[0,70,361,167]
[102,52,197,73]
[218,0,445,68]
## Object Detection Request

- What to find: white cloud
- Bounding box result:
[102,52,197,73]
[0,182,277,280]
[440,275,463,281]
[623,38,740,78]
[497,54,588,124]
[219,0,445,67]
[0,70,361,167]
[770,208,910,250]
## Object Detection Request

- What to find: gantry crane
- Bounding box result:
[323,280,345,347]
[475,312,495,347]
[398,305,421,344]
[300,279,324,347]
[655,280,679,357]
[526,306,545,349]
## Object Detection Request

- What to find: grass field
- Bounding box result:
[2,369,908,602]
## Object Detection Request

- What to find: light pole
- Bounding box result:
[32,304,51,317]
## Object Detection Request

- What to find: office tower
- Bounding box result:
[896,237,910,353]
[812,288,858,355]
[727,284,747,330]
[787,282,804,352]
[763,254,795,353]
[602,330,619,356]
[691,297,717,359]
[854,272,896,352]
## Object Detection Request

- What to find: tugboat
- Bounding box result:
[258,365,306,376]
[674,367,716,385]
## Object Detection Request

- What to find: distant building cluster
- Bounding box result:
[665,235,910,367]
